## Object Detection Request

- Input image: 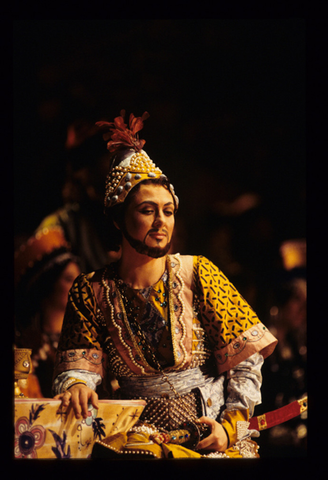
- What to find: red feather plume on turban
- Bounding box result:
[96,110,150,154]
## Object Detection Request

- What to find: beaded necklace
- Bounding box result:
[115,274,170,368]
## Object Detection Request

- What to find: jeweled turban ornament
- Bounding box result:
[96,110,178,209]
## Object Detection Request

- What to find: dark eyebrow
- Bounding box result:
[136,201,174,208]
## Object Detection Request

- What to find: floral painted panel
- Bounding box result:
[14,399,145,459]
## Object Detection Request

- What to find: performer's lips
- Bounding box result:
[148,230,167,240]
[149,232,167,240]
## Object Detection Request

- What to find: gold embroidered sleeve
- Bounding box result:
[53,273,107,379]
[193,256,277,373]
[221,409,249,448]
[57,273,104,352]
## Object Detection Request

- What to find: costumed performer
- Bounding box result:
[15,227,81,398]
[53,111,278,458]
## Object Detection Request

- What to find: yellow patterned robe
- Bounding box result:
[53,254,277,457]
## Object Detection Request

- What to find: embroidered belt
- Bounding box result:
[249,396,308,431]
[118,367,211,398]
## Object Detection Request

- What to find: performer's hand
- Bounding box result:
[54,385,99,419]
[196,416,229,452]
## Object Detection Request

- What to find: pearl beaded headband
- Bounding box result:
[96,111,178,209]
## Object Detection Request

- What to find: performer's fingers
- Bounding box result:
[78,388,90,419]
[53,390,71,403]
[61,390,72,407]
[198,416,215,427]
[196,418,228,452]
[70,388,83,419]
[89,390,99,410]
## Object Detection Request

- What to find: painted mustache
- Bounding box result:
[121,223,171,258]
[145,228,168,239]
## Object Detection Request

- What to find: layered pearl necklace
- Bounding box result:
[118,271,172,366]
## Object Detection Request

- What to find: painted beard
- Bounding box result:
[121,225,172,258]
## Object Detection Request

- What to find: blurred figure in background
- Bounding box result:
[14,227,81,398]
[35,120,120,273]
[260,239,307,457]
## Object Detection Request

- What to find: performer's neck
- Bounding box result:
[117,249,167,289]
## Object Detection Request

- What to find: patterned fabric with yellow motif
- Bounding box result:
[54,254,276,380]
[52,254,277,458]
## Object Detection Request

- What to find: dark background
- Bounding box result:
[14,19,305,238]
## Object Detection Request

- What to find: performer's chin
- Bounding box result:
[123,229,171,258]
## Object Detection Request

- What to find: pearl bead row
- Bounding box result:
[116,286,157,373]
[104,151,162,201]
[130,151,157,168]
[95,438,156,457]
[169,254,188,369]
[166,260,182,366]
[233,438,260,457]
[129,424,159,436]
[104,336,132,376]
[203,451,230,459]
[144,408,171,428]
[101,269,147,375]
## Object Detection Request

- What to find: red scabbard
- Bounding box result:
[249,397,308,431]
